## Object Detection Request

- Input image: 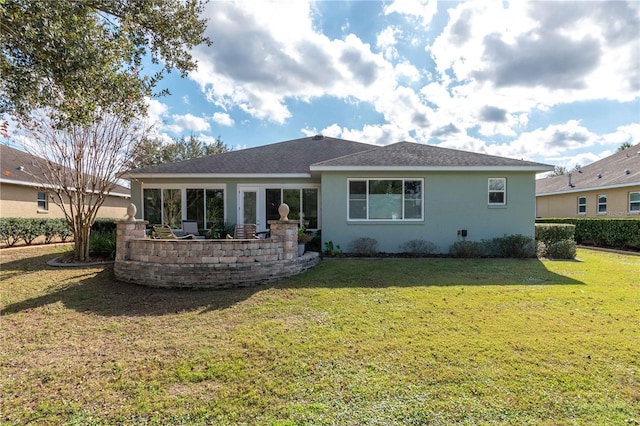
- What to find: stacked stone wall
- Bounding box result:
[114,218,319,289]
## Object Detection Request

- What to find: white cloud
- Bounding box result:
[212,112,235,127]
[383,0,438,28]
[167,113,211,134]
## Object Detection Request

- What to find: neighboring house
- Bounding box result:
[0,144,131,219]
[536,145,640,218]
[124,136,552,253]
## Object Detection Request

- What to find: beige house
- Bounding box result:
[536,144,640,218]
[0,144,130,219]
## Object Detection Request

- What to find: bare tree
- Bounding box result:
[22,111,145,261]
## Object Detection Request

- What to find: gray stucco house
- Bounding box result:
[124,136,552,253]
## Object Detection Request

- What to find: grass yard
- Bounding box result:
[1,245,638,425]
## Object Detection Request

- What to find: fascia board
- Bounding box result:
[0,178,130,198]
[537,181,640,196]
[309,165,554,172]
[123,173,312,179]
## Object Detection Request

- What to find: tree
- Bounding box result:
[0,0,210,125]
[551,165,567,176]
[129,135,230,169]
[22,111,146,261]
[617,142,632,152]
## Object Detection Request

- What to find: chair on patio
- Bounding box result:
[233,224,259,239]
[152,224,196,240]
[182,220,206,239]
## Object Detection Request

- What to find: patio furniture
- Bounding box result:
[152,224,196,239]
[233,224,259,239]
[182,220,206,239]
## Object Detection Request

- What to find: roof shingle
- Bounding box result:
[536,144,640,194]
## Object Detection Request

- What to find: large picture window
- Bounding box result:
[488,178,506,205]
[143,187,225,229]
[348,179,423,221]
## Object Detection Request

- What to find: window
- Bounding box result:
[265,187,318,228]
[630,192,640,212]
[348,179,423,221]
[597,194,607,214]
[37,191,48,211]
[488,178,506,205]
[577,196,587,214]
[187,188,225,229]
[143,187,225,229]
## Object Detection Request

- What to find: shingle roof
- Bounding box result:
[536,144,640,195]
[311,141,553,170]
[125,136,375,176]
[0,144,130,196]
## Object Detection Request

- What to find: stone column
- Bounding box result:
[268,220,298,260]
[115,220,148,261]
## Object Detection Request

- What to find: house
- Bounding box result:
[536,144,640,218]
[124,136,552,253]
[0,144,131,219]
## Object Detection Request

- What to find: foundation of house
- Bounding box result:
[114,219,319,289]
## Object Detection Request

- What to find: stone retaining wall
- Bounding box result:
[114,219,319,289]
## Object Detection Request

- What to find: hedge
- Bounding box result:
[0,218,118,247]
[536,218,640,250]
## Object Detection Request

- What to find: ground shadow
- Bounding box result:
[1,254,584,318]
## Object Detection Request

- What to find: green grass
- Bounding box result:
[1,246,638,425]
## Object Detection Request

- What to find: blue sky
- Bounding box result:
[142,0,639,169]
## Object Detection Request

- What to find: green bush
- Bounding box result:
[489,234,536,258]
[449,240,485,258]
[0,218,72,246]
[536,218,640,250]
[535,224,575,246]
[0,218,22,247]
[91,218,118,233]
[399,239,437,255]
[348,237,378,255]
[89,230,116,258]
[546,239,577,259]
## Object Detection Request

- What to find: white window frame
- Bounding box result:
[488,178,507,206]
[37,191,48,211]
[629,191,640,213]
[141,184,227,229]
[597,194,607,214]
[577,196,587,215]
[347,178,424,222]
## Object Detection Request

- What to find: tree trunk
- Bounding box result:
[73,219,91,261]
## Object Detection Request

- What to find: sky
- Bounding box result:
[17,0,640,170]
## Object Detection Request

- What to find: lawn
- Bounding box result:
[1,245,638,425]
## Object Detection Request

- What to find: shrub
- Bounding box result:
[449,240,485,258]
[348,237,378,255]
[490,234,536,258]
[91,218,118,233]
[546,239,577,259]
[323,241,343,256]
[0,218,22,247]
[89,230,117,258]
[535,224,575,246]
[306,229,322,252]
[207,222,236,239]
[536,218,640,250]
[399,239,437,255]
[18,220,42,245]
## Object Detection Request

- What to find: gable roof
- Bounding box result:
[124,136,375,178]
[0,144,130,197]
[311,141,553,172]
[536,144,640,195]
